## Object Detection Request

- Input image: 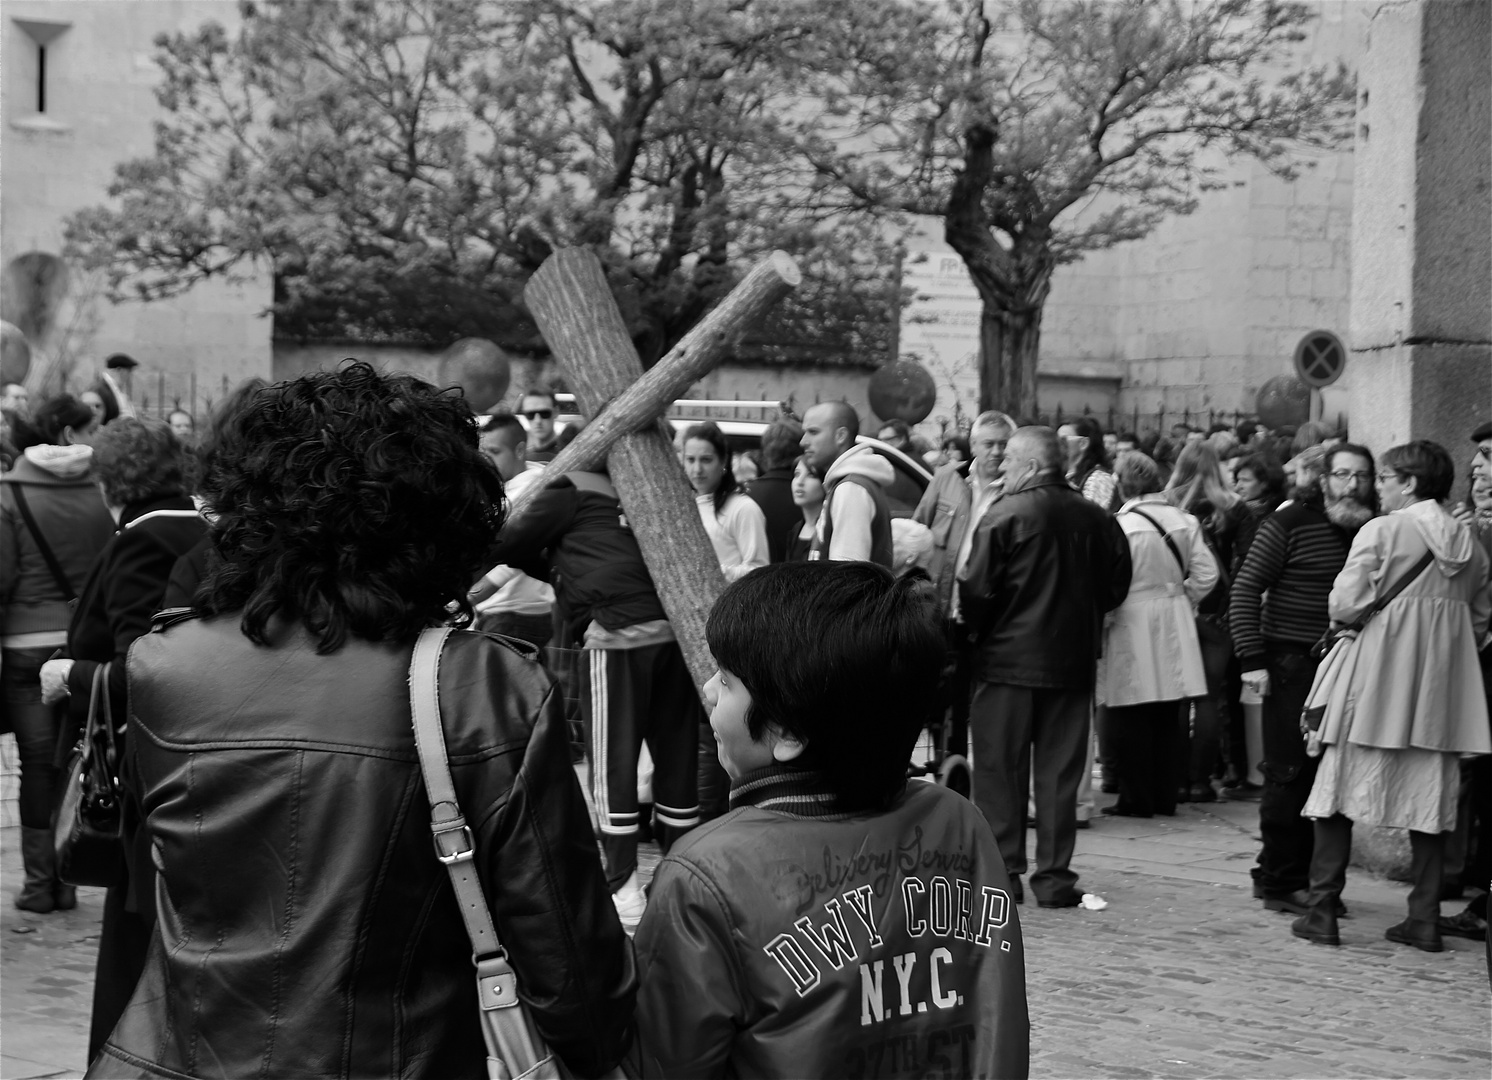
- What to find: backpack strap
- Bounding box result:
[9,484,77,602]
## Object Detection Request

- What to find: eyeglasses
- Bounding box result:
[521,409,553,420]
[1330,469,1372,483]
[1376,471,1400,483]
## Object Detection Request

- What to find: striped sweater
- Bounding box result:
[1228,500,1352,668]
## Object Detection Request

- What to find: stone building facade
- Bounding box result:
[1,0,272,418]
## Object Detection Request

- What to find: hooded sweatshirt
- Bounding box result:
[1,446,115,642]
[811,443,895,567]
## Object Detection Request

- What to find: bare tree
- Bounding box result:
[65,0,896,366]
[796,0,1354,417]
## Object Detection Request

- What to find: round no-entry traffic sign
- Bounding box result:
[1294,330,1346,388]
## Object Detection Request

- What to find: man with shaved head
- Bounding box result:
[959,426,1132,908]
[799,400,894,567]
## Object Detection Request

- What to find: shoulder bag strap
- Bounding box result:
[408,627,525,1015]
[10,484,77,602]
[1354,548,1436,628]
[1125,505,1187,575]
[122,508,202,530]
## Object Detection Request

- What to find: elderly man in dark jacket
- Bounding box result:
[959,427,1132,908]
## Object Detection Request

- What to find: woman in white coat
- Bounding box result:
[682,422,769,582]
[1293,441,1491,953]
[1098,452,1219,818]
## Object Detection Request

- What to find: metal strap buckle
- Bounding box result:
[432,819,474,865]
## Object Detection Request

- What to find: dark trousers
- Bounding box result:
[1110,700,1184,816]
[936,620,973,759]
[1445,755,1492,888]
[1187,620,1233,786]
[580,641,702,890]
[1307,815,1445,924]
[89,883,153,1062]
[969,681,1089,901]
[1,645,64,828]
[1255,645,1319,895]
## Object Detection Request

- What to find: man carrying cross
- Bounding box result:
[488,465,703,930]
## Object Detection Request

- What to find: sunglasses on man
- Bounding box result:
[522,409,554,420]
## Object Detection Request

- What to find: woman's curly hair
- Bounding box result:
[92,418,186,507]
[195,362,506,653]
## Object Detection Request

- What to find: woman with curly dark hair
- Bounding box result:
[86,363,634,1080]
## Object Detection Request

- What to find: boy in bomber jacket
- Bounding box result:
[632,561,1029,1079]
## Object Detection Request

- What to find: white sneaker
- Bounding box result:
[611,871,646,932]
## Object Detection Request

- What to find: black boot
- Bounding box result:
[1390,830,1446,952]
[15,827,57,913]
[54,882,78,911]
[1291,904,1340,946]
[1288,815,1351,942]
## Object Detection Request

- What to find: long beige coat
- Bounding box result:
[1096,497,1219,707]
[1303,501,1490,830]
[1317,502,1490,753]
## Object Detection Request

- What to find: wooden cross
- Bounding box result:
[519,249,801,691]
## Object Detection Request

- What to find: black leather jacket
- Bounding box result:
[90,615,635,1079]
[958,476,1132,689]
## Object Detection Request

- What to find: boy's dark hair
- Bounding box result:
[705,561,944,812]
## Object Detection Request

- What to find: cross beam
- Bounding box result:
[521,249,800,691]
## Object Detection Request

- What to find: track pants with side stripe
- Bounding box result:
[581,641,703,890]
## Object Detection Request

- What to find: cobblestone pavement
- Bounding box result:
[4,791,1488,1078]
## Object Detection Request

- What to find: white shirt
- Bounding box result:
[475,466,556,617]
[696,491,770,581]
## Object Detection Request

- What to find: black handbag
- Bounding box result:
[53,663,125,887]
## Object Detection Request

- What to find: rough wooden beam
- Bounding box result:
[521,249,797,691]
[509,251,800,523]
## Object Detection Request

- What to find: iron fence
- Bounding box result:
[65,370,242,423]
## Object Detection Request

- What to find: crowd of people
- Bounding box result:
[0,362,1489,1077]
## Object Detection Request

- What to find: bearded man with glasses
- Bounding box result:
[1229,443,1378,917]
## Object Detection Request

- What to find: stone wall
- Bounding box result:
[1346,0,1492,456]
[1042,0,1367,430]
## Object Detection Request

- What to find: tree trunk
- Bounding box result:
[943,117,1056,422]
[976,299,1044,421]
